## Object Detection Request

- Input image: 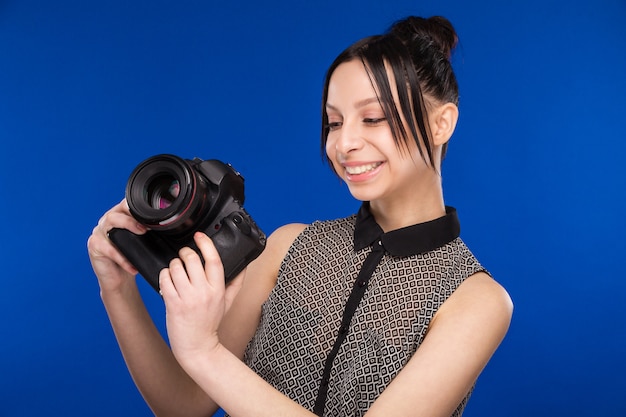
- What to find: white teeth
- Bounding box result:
[345,162,381,175]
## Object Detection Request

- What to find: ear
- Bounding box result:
[430,102,458,146]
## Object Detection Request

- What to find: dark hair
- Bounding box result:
[321,16,459,169]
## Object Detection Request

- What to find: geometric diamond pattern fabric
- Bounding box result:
[240,214,485,417]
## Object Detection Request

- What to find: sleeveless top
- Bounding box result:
[239,204,485,417]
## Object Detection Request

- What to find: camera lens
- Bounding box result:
[146,175,180,209]
[125,154,210,234]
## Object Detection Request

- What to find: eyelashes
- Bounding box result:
[363,117,387,125]
[325,117,387,132]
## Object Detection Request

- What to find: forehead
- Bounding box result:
[327,60,378,103]
[326,59,398,108]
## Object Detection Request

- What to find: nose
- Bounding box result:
[330,120,364,155]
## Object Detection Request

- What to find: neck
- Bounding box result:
[368,179,446,232]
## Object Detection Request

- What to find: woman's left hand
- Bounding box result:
[159,232,245,369]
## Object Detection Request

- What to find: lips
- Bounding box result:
[341,161,385,183]
[344,162,382,175]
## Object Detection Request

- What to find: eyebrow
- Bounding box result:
[326,97,381,112]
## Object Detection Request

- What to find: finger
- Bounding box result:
[178,247,207,288]
[91,211,141,274]
[89,200,149,276]
[104,198,131,218]
[167,258,194,298]
[100,211,148,236]
[117,199,150,234]
[193,232,225,286]
[87,229,138,275]
[159,267,178,300]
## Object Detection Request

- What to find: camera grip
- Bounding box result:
[108,228,176,292]
[210,211,266,283]
[108,215,265,293]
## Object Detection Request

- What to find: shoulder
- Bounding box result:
[432,271,513,340]
[287,214,357,246]
[267,223,308,253]
[456,272,512,315]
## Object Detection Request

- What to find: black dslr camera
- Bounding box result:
[108,154,266,293]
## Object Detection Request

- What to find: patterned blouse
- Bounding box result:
[239,203,485,416]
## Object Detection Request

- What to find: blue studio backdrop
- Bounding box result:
[1,0,625,416]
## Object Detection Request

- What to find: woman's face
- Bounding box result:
[325,59,435,205]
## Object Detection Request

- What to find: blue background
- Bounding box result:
[1,0,625,416]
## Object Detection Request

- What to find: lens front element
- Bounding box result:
[126,154,207,232]
[147,175,181,209]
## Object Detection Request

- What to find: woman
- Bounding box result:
[88,15,512,417]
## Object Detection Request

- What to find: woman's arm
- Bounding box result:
[88,200,219,416]
[99,280,218,417]
[160,230,318,417]
[163,229,512,417]
[365,272,513,416]
[88,200,301,416]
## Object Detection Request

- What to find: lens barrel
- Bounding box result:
[126,154,209,234]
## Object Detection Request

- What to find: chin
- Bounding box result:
[345,186,380,203]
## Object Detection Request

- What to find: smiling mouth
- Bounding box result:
[344,162,382,175]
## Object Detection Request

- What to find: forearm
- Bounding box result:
[101,280,218,417]
[181,344,316,417]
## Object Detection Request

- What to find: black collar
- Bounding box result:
[353,202,460,257]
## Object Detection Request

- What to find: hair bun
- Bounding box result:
[391,16,458,59]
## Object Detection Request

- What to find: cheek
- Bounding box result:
[325,135,336,159]
[324,136,343,175]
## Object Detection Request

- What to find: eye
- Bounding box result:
[363,117,387,126]
[326,121,342,132]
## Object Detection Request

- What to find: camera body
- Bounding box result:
[108,154,266,293]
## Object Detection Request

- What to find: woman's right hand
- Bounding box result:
[87,199,148,293]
